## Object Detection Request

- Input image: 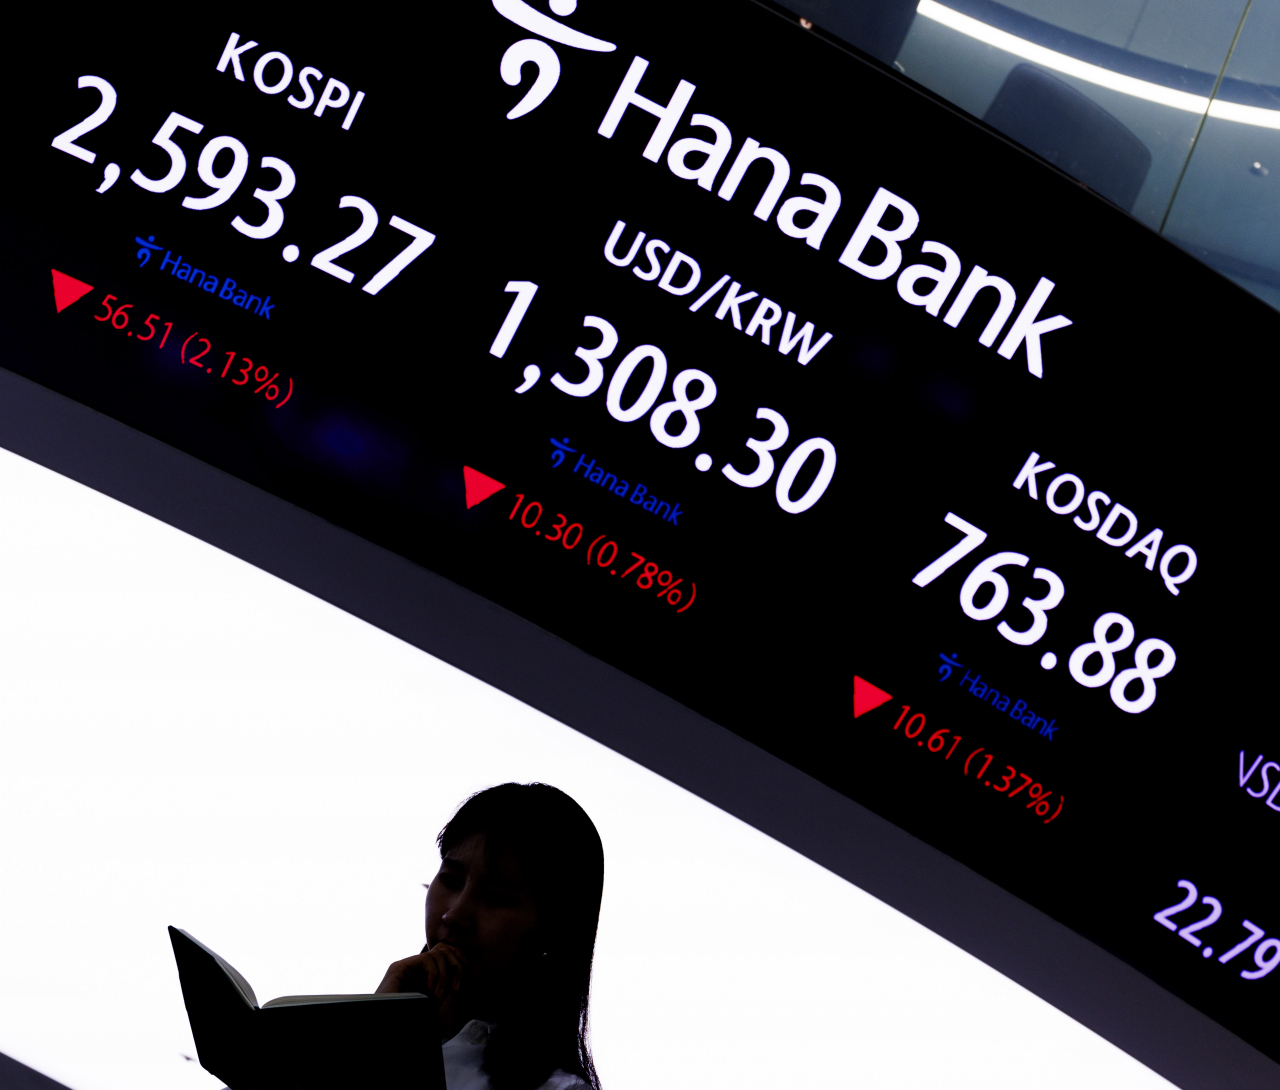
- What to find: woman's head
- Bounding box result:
[426,783,604,1089]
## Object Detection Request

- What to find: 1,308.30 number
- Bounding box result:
[490,283,838,515]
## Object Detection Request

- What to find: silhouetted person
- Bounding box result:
[378,784,604,1090]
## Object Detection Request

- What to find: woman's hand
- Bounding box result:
[376,942,468,1000]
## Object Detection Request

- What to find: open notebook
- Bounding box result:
[169,927,443,1090]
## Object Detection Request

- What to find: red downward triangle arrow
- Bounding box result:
[853,676,893,718]
[51,269,95,313]
[463,466,506,509]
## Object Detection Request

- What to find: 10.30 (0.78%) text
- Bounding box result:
[507,492,696,614]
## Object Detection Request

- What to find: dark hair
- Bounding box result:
[438,783,604,1090]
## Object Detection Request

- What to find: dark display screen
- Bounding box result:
[5,0,1276,1071]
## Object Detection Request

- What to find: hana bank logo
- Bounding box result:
[493,0,616,119]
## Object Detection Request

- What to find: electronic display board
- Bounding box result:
[2,1,1276,1085]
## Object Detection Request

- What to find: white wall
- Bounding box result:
[0,445,1175,1090]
